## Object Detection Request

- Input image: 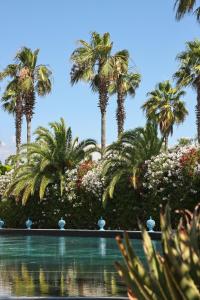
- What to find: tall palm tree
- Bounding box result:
[6,118,97,204]
[15,47,52,143]
[71,32,113,153]
[142,81,188,150]
[174,0,200,22]
[109,50,141,137]
[102,122,163,205]
[174,40,200,143]
[0,64,23,154]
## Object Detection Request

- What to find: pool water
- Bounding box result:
[0,235,161,297]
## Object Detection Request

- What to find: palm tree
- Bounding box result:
[0,64,23,154]
[6,118,97,204]
[102,122,163,205]
[174,0,200,22]
[71,32,113,153]
[15,47,52,143]
[109,50,141,137]
[142,81,188,150]
[174,40,200,143]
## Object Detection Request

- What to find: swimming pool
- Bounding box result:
[0,234,161,298]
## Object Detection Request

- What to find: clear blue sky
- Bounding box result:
[0,0,199,161]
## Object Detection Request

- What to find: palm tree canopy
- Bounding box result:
[0,64,19,115]
[109,71,141,97]
[175,0,200,22]
[15,47,52,96]
[6,118,97,204]
[106,49,141,98]
[142,81,188,137]
[1,78,20,115]
[174,40,200,88]
[102,122,163,205]
[70,32,113,85]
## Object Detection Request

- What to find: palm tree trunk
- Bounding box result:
[117,89,125,138]
[164,134,168,151]
[24,91,35,144]
[26,117,31,144]
[196,86,200,143]
[15,96,23,154]
[101,111,106,154]
[99,80,109,156]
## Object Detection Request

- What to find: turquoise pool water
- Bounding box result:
[0,235,161,297]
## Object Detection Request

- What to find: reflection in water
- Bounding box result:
[59,237,66,256]
[0,235,161,297]
[99,238,106,256]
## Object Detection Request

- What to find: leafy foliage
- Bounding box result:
[175,0,200,23]
[116,204,200,300]
[71,32,114,151]
[102,122,163,205]
[174,40,200,143]
[109,50,141,136]
[174,40,200,88]
[0,163,12,175]
[6,118,97,204]
[142,80,188,149]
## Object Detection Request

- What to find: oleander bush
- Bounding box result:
[0,141,199,229]
[141,144,200,214]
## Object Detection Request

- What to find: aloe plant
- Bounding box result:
[115,204,200,300]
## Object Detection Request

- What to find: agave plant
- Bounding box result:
[115,204,200,300]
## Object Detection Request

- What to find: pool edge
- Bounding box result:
[0,229,161,239]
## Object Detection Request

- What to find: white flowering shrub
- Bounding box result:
[41,161,105,203]
[142,145,200,203]
[0,169,14,197]
[81,163,105,200]
[64,168,78,201]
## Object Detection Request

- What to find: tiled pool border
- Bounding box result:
[0,229,161,239]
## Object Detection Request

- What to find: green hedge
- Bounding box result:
[0,181,199,230]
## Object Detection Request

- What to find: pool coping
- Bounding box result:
[0,229,161,239]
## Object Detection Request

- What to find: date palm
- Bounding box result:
[109,50,141,137]
[102,122,163,205]
[6,118,97,204]
[175,0,200,22]
[174,40,200,143]
[142,81,188,150]
[16,47,52,143]
[71,32,113,153]
[0,64,23,154]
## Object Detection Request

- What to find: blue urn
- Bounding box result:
[25,218,32,229]
[146,216,155,232]
[98,217,106,231]
[0,219,4,229]
[58,217,66,230]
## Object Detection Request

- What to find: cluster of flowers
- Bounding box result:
[142,145,200,201]
[64,168,78,201]
[62,161,105,201]
[81,162,105,200]
[0,169,14,197]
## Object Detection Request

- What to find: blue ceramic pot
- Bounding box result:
[98,217,106,231]
[146,216,155,232]
[0,219,4,229]
[26,218,32,229]
[58,217,66,230]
